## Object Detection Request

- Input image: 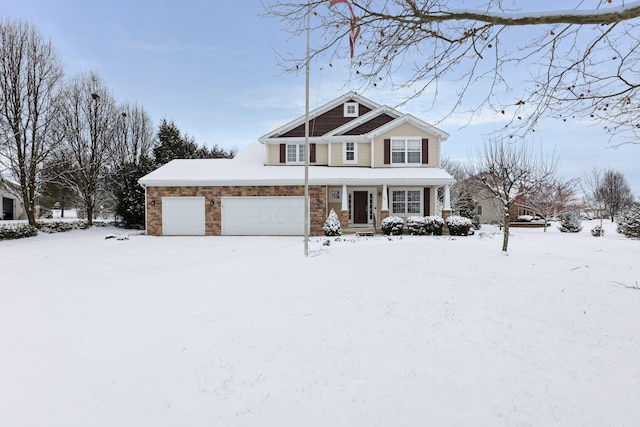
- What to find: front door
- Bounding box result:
[353,191,368,224]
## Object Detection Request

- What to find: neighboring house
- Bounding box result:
[0,176,25,221]
[139,92,455,236]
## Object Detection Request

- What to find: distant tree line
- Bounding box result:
[0,18,233,228]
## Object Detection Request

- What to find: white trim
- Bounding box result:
[390,188,423,216]
[258,91,382,141]
[391,136,422,166]
[370,114,449,141]
[285,142,306,164]
[344,102,359,117]
[347,187,377,226]
[343,142,357,164]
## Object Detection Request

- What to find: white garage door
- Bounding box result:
[162,197,206,236]
[222,196,305,235]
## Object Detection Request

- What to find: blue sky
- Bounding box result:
[3,0,639,193]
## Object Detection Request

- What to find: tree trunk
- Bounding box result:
[502,202,510,252]
[86,199,94,226]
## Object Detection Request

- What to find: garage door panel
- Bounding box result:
[162,197,205,236]
[222,196,305,235]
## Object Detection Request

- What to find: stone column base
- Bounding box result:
[441,210,452,220]
[339,210,349,230]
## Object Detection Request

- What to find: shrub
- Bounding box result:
[0,224,38,240]
[617,203,640,239]
[558,212,583,233]
[424,216,445,235]
[406,216,427,235]
[590,225,605,237]
[36,221,75,233]
[323,208,342,236]
[381,216,404,235]
[446,215,473,236]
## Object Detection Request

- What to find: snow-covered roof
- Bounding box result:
[139,141,455,187]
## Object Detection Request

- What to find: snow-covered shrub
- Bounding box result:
[590,225,605,237]
[446,215,473,236]
[323,208,342,236]
[424,216,445,235]
[558,212,583,233]
[617,203,640,239]
[0,224,38,240]
[407,216,427,235]
[36,221,75,233]
[381,216,404,235]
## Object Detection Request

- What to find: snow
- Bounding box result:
[1,221,639,426]
[138,141,455,187]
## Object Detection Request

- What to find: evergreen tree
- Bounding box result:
[153,119,235,166]
[617,202,640,239]
[115,155,155,229]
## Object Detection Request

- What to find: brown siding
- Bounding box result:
[146,185,326,236]
[342,114,395,135]
[280,103,372,137]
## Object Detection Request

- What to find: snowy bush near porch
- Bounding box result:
[446,215,473,236]
[381,216,404,235]
[323,208,342,236]
[406,216,427,235]
[558,212,583,233]
[616,203,640,238]
[425,216,445,235]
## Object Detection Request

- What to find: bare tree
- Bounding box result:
[57,72,116,225]
[110,102,154,170]
[596,169,633,222]
[267,1,640,141]
[468,139,557,251]
[519,177,584,232]
[0,19,64,225]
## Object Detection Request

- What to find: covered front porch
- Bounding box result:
[325,183,453,231]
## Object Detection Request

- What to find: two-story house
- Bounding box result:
[139,92,455,236]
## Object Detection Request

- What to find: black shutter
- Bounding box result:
[310,143,316,163]
[422,138,429,164]
[424,188,431,216]
[384,139,391,164]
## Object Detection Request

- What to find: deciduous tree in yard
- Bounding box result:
[0,19,64,225]
[596,169,634,222]
[268,1,640,141]
[519,177,585,232]
[467,140,557,252]
[57,72,116,225]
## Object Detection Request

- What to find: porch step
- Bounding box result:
[343,227,376,236]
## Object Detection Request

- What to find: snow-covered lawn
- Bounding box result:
[1,222,638,426]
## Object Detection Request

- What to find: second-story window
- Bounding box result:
[344,142,357,163]
[391,137,421,164]
[287,143,305,164]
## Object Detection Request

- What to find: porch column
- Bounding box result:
[442,184,452,220]
[443,184,452,211]
[340,184,349,229]
[381,184,389,211]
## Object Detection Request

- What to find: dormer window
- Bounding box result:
[344,102,359,117]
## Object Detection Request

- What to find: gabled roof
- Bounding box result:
[258,91,381,141]
[258,91,449,142]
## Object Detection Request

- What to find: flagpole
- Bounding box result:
[303,0,310,257]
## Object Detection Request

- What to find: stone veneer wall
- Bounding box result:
[146,185,326,236]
